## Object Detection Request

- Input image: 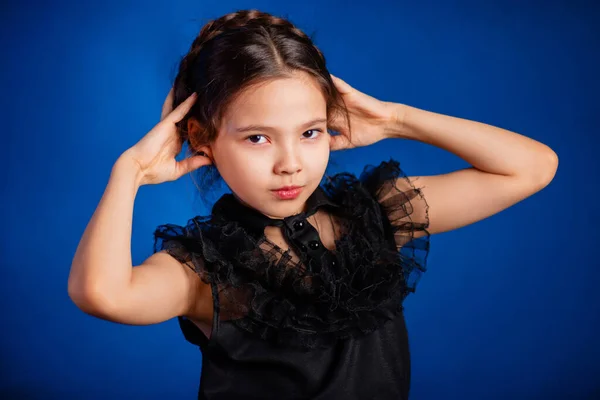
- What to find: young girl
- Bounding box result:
[68,9,558,400]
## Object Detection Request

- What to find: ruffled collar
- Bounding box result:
[155,159,430,349]
[211,186,339,236]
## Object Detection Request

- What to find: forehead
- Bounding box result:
[221,73,327,131]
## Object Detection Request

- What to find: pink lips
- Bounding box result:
[272,186,303,200]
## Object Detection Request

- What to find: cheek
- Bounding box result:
[305,138,330,174]
[214,145,272,190]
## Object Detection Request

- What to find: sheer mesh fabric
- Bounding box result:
[153,159,430,350]
[359,159,431,292]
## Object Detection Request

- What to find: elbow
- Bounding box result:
[522,148,558,189]
[68,278,119,319]
[536,149,559,188]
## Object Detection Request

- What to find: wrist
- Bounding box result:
[113,152,146,188]
[384,102,410,139]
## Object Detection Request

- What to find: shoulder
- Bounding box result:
[320,158,406,220]
[152,210,250,287]
[153,215,219,265]
[322,158,408,199]
[150,218,216,323]
[323,157,430,250]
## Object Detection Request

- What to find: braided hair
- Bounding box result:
[171,9,347,151]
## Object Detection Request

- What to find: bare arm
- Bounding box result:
[68,92,210,324]
[391,104,558,237]
[68,155,206,325]
[326,75,557,242]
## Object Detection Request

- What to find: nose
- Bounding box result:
[273,144,302,175]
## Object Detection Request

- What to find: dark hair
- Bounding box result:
[170,9,349,203]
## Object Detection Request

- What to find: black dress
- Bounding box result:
[153,159,431,400]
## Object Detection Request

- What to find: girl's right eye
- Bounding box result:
[246,135,267,144]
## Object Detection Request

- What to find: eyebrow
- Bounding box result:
[234,118,328,133]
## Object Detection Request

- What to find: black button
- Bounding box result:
[293,221,305,230]
[308,241,320,250]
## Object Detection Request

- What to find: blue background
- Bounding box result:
[2,0,598,398]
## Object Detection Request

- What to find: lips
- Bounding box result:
[273,185,302,191]
[271,186,304,200]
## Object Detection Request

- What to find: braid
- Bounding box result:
[180,10,324,79]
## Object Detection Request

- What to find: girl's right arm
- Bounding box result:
[68,91,212,325]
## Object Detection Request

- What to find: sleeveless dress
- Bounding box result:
[153,159,431,399]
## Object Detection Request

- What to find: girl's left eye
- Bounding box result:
[303,129,322,139]
[246,135,267,144]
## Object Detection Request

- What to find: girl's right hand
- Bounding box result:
[124,90,212,186]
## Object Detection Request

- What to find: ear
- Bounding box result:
[195,145,214,165]
[187,118,215,164]
[187,117,202,137]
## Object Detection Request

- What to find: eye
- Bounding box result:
[246,134,267,144]
[303,129,323,139]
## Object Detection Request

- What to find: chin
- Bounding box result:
[265,195,310,218]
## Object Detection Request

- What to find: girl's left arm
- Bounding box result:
[390,103,558,237]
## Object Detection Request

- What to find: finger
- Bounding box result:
[160,87,175,121]
[176,154,212,178]
[328,110,350,133]
[329,134,351,151]
[330,74,353,95]
[165,92,198,124]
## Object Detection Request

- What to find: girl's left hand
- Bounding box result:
[328,74,402,151]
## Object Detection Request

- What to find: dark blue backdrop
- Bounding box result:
[2,0,598,399]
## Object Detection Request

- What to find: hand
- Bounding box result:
[124,91,212,186]
[328,74,403,151]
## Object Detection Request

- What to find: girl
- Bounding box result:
[68,9,558,400]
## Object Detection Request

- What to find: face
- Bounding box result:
[209,71,330,219]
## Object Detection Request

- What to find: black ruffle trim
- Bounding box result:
[153,159,430,349]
